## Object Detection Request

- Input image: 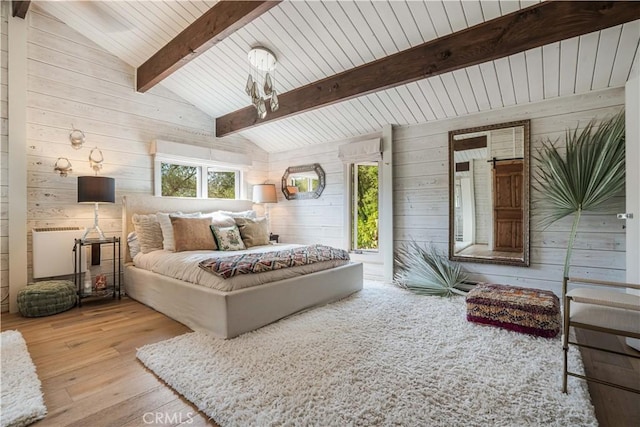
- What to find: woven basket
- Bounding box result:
[17,280,77,317]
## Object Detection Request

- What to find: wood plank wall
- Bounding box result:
[268,131,384,280]
[394,87,625,293]
[0,8,268,311]
[269,87,625,292]
[1,2,9,312]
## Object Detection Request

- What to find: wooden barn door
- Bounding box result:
[493,160,523,252]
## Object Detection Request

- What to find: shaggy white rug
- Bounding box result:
[137,283,597,426]
[0,331,47,427]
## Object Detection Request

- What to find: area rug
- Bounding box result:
[137,283,597,426]
[0,330,47,427]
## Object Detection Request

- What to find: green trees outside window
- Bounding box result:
[207,170,236,199]
[161,163,197,197]
[160,163,237,198]
[354,163,379,250]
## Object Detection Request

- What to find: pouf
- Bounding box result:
[466,283,561,338]
[17,280,77,317]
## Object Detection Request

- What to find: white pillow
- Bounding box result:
[200,211,236,227]
[127,232,141,259]
[218,210,257,219]
[156,211,201,251]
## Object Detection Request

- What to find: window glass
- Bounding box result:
[161,163,198,197]
[353,163,379,251]
[207,169,237,199]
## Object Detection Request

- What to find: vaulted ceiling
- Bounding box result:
[36,1,640,153]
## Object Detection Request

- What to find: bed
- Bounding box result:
[122,195,363,339]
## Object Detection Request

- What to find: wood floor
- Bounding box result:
[575,329,640,427]
[2,299,639,426]
[1,299,217,427]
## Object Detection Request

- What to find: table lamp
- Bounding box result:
[252,183,278,233]
[78,176,115,240]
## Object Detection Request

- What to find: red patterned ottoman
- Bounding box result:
[466,283,561,338]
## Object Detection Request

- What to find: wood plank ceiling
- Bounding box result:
[37,1,640,153]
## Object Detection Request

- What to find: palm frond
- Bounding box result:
[533,111,625,229]
[394,241,468,297]
[533,110,625,277]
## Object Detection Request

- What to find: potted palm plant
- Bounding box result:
[533,111,625,278]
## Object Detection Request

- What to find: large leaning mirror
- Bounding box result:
[281,163,326,200]
[449,120,530,267]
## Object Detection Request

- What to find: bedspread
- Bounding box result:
[199,244,350,279]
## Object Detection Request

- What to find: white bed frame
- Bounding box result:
[122,195,363,339]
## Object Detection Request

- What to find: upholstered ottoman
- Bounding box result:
[17,280,77,317]
[466,283,561,338]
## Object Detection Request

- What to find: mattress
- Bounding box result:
[132,244,349,292]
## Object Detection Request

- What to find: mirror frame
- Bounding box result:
[281,163,326,200]
[448,120,530,267]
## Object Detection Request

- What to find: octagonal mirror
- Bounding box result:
[281,163,326,200]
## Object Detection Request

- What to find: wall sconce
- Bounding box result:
[69,127,85,150]
[54,157,72,177]
[89,147,104,173]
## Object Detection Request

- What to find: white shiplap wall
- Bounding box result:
[1,2,8,312]
[3,9,268,306]
[267,87,625,293]
[394,87,626,294]
[267,131,385,279]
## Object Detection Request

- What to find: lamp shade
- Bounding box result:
[77,176,115,203]
[252,184,277,203]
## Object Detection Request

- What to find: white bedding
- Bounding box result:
[132,244,349,292]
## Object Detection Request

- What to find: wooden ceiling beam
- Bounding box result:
[216,1,640,137]
[136,0,280,93]
[12,1,30,19]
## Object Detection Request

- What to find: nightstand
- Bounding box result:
[269,233,279,243]
[73,237,121,307]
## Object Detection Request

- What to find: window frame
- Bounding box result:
[340,127,393,282]
[154,155,243,200]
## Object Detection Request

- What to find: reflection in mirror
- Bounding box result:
[281,163,326,200]
[449,120,530,266]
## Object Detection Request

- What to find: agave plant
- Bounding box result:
[533,111,625,278]
[394,241,470,297]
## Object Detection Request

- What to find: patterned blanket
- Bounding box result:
[198,244,350,279]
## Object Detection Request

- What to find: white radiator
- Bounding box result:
[32,227,87,279]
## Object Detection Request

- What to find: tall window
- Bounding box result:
[158,161,241,199]
[352,162,379,251]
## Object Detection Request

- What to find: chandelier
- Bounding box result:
[245,47,279,119]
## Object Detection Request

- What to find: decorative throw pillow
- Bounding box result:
[235,217,269,248]
[157,211,201,251]
[171,217,218,252]
[132,213,163,253]
[211,225,246,251]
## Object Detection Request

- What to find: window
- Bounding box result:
[352,162,379,251]
[340,131,391,281]
[156,160,241,199]
[161,163,198,197]
[207,168,237,199]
